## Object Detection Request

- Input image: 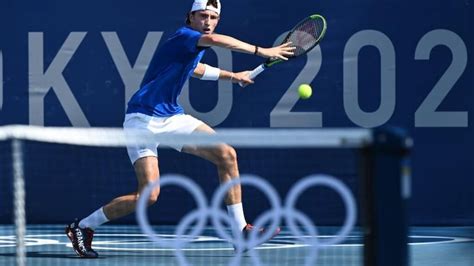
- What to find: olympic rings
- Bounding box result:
[285,174,357,247]
[136,174,356,266]
[136,175,208,248]
[210,174,282,251]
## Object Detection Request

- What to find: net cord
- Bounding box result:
[0,125,372,148]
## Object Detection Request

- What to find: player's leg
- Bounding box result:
[160,115,279,250]
[101,113,161,220]
[66,113,161,258]
[102,156,160,220]
[182,123,241,205]
[182,122,281,250]
[66,157,160,258]
[79,158,159,225]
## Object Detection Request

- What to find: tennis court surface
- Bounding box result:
[0,225,472,265]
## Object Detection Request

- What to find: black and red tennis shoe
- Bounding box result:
[65,219,98,258]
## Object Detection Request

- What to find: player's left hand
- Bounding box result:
[232,71,254,87]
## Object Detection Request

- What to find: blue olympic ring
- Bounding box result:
[136,174,356,266]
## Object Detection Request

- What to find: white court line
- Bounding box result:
[407,235,474,246]
[0,236,59,248]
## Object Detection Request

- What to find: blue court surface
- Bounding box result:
[0,225,472,265]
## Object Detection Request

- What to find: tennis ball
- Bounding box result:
[298,84,312,99]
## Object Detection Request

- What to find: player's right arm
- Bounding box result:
[192,63,254,86]
[198,34,295,60]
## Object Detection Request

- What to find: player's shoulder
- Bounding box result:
[175,26,202,37]
[170,26,202,41]
[166,26,205,53]
[176,26,196,34]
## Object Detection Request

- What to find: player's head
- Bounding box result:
[186,0,221,34]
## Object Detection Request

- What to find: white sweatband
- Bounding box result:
[201,64,221,81]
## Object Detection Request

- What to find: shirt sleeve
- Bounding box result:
[178,28,203,54]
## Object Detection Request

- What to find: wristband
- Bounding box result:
[201,64,221,81]
[254,46,259,55]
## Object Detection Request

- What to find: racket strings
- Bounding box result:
[286,18,325,57]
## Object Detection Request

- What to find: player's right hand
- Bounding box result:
[233,71,254,87]
[258,42,296,60]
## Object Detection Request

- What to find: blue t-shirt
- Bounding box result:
[126,26,206,117]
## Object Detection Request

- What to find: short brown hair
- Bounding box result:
[207,0,218,9]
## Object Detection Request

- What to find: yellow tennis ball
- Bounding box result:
[298,84,312,99]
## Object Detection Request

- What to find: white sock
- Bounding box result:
[226,203,248,231]
[79,207,109,230]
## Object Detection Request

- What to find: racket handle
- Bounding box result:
[239,64,266,87]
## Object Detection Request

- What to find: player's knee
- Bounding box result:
[215,145,237,166]
[137,187,160,206]
[146,188,160,206]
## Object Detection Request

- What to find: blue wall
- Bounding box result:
[0,0,472,225]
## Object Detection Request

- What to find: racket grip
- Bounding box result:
[239,64,266,87]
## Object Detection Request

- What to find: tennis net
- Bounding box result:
[0,126,411,266]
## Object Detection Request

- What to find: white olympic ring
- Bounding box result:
[136,174,356,266]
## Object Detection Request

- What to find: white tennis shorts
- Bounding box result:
[123,112,204,164]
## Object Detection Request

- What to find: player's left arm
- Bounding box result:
[192,63,253,85]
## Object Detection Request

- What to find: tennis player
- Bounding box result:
[66,0,294,258]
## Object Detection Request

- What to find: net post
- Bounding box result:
[12,139,26,266]
[363,127,412,266]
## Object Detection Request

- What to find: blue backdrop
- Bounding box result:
[0,0,472,225]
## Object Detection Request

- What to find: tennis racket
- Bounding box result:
[240,14,327,87]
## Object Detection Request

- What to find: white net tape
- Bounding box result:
[0,125,372,148]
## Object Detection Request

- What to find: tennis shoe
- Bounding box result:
[65,219,98,258]
[234,224,281,253]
